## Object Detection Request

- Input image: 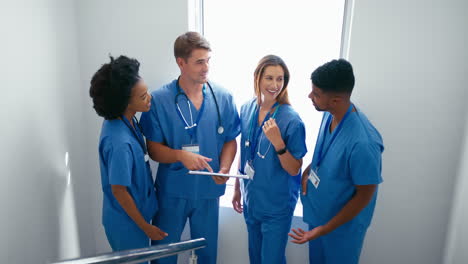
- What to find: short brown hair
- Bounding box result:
[174,31,211,61]
[253,55,291,105]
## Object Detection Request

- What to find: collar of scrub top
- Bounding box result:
[314,103,354,170]
[121,115,148,155]
[245,101,280,161]
[175,77,225,136]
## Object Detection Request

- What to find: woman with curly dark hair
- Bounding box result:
[90,55,167,253]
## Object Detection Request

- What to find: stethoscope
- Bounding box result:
[121,115,150,162]
[175,77,224,135]
[245,102,280,159]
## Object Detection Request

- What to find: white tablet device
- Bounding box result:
[188,170,251,179]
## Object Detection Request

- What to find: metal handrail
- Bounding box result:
[51,238,206,264]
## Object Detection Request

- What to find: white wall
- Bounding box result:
[347,0,468,263]
[1,0,189,262]
[444,112,468,264]
[0,0,87,263]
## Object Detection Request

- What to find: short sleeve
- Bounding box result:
[285,120,307,160]
[349,141,383,185]
[140,96,164,143]
[107,144,133,186]
[222,93,241,142]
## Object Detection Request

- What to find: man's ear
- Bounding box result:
[176,57,185,69]
[331,94,343,106]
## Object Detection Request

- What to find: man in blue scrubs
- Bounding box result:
[140,32,240,264]
[289,59,384,264]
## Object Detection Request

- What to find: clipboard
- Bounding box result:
[188,170,251,179]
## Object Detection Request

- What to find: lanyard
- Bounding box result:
[121,115,148,155]
[314,103,354,169]
[175,83,206,140]
[246,102,280,161]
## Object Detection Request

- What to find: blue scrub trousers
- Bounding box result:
[151,196,219,264]
[243,204,293,264]
[105,224,150,264]
[308,225,367,264]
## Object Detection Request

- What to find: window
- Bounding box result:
[199,0,348,216]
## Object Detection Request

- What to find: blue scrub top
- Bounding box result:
[239,99,307,216]
[302,106,384,232]
[140,79,241,199]
[99,118,158,229]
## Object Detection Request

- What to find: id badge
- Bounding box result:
[244,161,255,179]
[182,144,200,154]
[308,169,320,188]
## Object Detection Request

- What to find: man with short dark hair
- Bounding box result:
[140,32,240,264]
[289,59,384,264]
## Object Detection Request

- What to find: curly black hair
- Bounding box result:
[89,55,140,119]
[311,59,355,94]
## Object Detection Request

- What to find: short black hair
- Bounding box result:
[311,59,355,94]
[89,55,140,119]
